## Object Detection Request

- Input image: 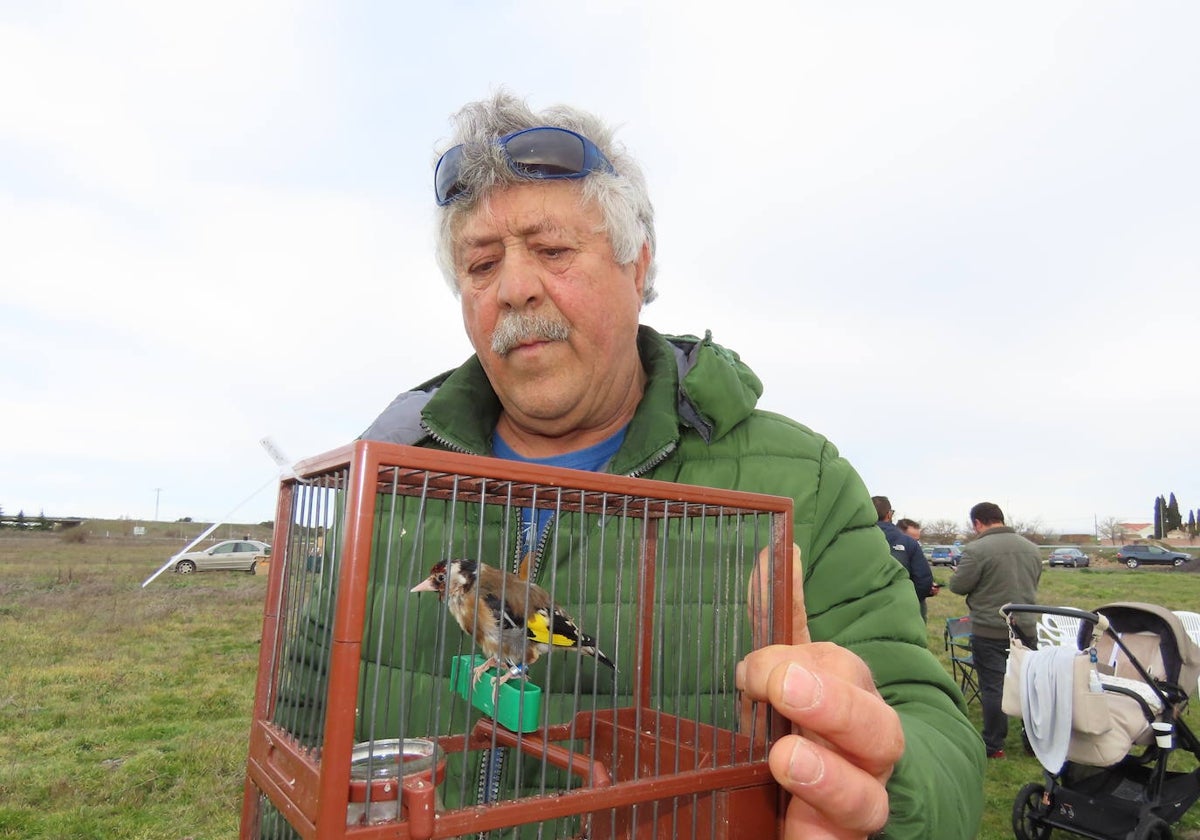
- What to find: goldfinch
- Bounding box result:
[410,558,616,688]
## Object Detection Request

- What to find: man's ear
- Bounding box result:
[631,242,651,304]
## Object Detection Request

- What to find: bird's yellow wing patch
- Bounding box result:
[526,609,577,648]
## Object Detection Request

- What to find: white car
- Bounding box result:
[173,539,270,574]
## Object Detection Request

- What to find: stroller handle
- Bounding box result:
[1000,603,1112,648]
[1000,603,1102,625]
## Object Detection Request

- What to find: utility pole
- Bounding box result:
[154,488,163,521]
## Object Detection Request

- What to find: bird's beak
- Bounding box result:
[411,578,436,593]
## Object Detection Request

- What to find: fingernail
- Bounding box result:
[781,663,821,711]
[734,661,746,689]
[787,738,825,786]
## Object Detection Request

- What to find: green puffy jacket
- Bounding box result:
[356,325,985,839]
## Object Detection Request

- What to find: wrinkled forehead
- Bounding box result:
[450,182,605,251]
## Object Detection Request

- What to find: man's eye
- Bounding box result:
[468,259,497,275]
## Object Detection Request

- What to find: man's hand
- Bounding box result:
[739,544,904,839]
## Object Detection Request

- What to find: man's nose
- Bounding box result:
[495,248,545,308]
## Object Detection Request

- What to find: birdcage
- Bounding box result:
[241,440,795,839]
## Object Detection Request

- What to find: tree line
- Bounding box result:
[914,504,1197,547]
[0,506,55,530]
[1153,492,1198,539]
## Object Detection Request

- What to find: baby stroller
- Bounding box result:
[1000,603,1200,840]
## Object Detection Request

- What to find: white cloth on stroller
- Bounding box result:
[1097,673,1164,713]
[1019,646,1076,773]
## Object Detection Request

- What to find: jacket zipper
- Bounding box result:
[420,421,477,455]
[627,441,677,478]
[513,507,554,582]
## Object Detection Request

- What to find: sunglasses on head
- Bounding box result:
[434,126,615,206]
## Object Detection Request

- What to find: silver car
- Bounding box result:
[1047,547,1090,568]
[173,539,270,574]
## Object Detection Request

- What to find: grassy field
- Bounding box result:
[0,532,263,840]
[2,531,1199,839]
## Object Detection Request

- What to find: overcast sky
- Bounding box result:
[3,3,1197,535]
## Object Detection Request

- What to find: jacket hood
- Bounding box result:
[660,329,763,444]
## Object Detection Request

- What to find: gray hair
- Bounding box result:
[433,91,658,304]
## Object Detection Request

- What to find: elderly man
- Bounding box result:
[363,92,984,838]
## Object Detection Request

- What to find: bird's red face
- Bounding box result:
[410,560,449,599]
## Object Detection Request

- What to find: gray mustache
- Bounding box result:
[491,313,571,355]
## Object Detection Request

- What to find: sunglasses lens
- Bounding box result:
[434,145,466,205]
[504,128,588,177]
[435,127,611,205]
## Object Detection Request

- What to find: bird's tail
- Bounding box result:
[586,645,617,673]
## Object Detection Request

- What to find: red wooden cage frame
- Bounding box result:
[240,440,794,839]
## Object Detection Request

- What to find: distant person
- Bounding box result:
[871,496,935,621]
[897,518,922,542]
[948,501,1043,759]
[897,517,940,597]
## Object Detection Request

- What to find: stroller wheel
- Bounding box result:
[1012,782,1052,840]
[1133,816,1171,840]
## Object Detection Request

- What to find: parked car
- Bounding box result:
[927,545,963,567]
[1115,544,1193,569]
[1047,547,1090,568]
[173,539,270,574]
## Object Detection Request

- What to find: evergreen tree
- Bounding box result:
[1153,496,1165,539]
[1188,509,1197,539]
[1166,493,1183,534]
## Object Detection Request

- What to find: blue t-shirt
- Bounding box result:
[492,427,627,556]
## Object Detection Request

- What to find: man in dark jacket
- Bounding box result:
[872,496,934,620]
[948,501,1043,758]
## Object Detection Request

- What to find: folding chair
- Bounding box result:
[1173,610,1200,647]
[1036,611,1083,648]
[944,615,981,705]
